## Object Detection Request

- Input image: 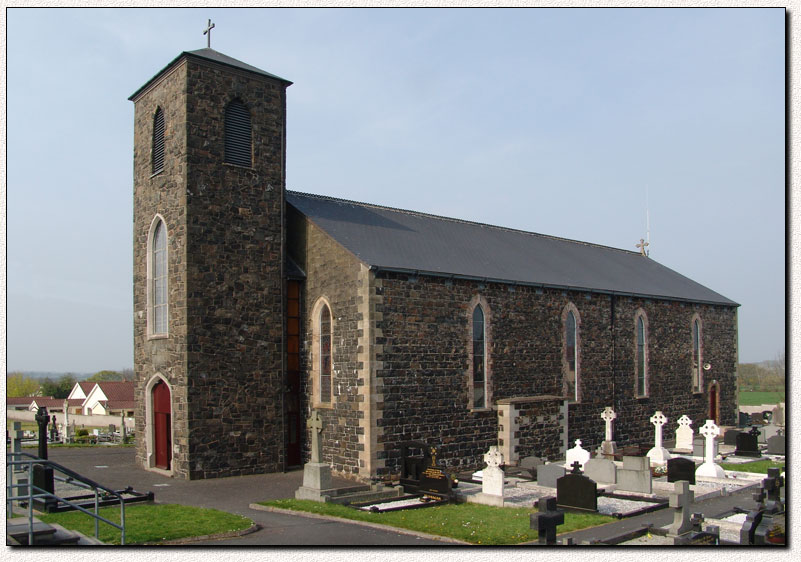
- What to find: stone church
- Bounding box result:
[131,48,739,481]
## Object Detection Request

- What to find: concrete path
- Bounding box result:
[44,447,446,546]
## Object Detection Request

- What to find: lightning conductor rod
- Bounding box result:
[646,184,650,257]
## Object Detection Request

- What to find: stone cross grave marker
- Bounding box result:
[667,480,695,537]
[675,415,694,450]
[481,446,505,499]
[601,407,616,442]
[646,410,671,464]
[33,407,56,510]
[530,496,564,545]
[565,439,590,470]
[695,420,725,478]
[308,409,324,463]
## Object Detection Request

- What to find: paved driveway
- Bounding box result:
[44,447,447,546]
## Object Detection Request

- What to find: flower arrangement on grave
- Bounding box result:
[651,464,668,477]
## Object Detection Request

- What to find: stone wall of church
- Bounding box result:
[290,211,367,479]
[132,60,192,478]
[373,271,738,476]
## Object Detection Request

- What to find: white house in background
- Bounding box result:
[28,397,67,414]
[81,382,135,417]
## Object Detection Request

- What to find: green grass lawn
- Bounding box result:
[38,503,253,545]
[720,460,785,474]
[260,499,613,545]
[738,391,785,406]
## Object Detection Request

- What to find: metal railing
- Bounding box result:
[6,451,126,545]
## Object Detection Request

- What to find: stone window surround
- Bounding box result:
[146,214,169,339]
[467,294,492,412]
[634,308,649,398]
[143,373,174,476]
[691,313,704,394]
[310,296,334,408]
[561,302,581,403]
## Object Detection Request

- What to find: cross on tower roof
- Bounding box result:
[203,19,215,49]
[636,238,650,256]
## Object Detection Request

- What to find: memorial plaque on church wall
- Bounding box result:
[556,471,598,512]
[734,428,761,458]
[667,457,696,485]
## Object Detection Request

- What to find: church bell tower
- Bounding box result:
[130,47,292,479]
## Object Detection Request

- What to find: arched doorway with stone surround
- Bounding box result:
[145,375,173,473]
[708,380,720,425]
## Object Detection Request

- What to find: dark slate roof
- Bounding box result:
[287,191,738,306]
[129,48,291,100]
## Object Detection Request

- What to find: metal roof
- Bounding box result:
[129,48,291,101]
[287,191,738,307]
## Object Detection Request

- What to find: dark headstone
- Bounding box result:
[667,457,696,485]
[34,407,50,460]
[530,496,564,545]
[419,462,454,500]
[723,428,740,446]
[754,511,785,545]
[399,441,432,491]
[766,432,785,455]
[738,411,750,427]
[734,427,761,458]
[556,465,598,512]
[739,467,785,545]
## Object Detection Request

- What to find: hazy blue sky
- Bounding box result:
[4,7,785,373]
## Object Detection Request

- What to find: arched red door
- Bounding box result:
[152,380,172,470]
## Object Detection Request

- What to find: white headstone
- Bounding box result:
[481,446,505,497]
[646,411,672,464]
[601,407,617,442]
[675,415,694,450]
[695,419,725,478]
[565,439,590,470]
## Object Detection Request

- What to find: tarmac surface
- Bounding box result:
[37,446,771,547]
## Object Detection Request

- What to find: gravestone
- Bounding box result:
[598,407,617,457]
[556,462,598,512]
[530,496,564,545]
[474,446,505,506]
[740,468,785,545]
[667,480,694,537]
[418,446,455,501]
[758,424,780,444]
[32,407,57,511]
[734,426,761,458]
[723,428,740,446]
[674,415,694,450]
[766,431,785,455]
[617,456,652,494]
[646,411,672,464]
[771,404,784,427]
[295,410,333,501]
[583,458,616,484]
[520,455,543,479]
[564,439,590,470]
[667,457,696,485]
[692,435,717,459]
[399,441,432,490]
[738,411,750,427]
[674,513,720,545]
[695,420,725,478]
[537,463,566,488]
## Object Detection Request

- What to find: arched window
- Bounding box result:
[635,311,648,397]
[692,316,702,393]
[562,304,580,402]
[224,99,252,167]
[319,304,332,403]
[152,107,165,174]
[150,218,168,336]
[472,304,487,409]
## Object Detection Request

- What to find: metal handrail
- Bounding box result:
[6,452,126,545]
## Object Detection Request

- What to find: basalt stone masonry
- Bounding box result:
[132,47,738,482]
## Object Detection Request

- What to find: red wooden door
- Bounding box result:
[153,380,172,470]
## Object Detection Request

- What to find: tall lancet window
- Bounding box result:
[564,309,578,401]
[635,312,648,397]
[151,219,168,335]
[472,304,487,409]
[152,107,165,174]
[692,316,702,393]
[319,304,332,403]
[224,99,252,167]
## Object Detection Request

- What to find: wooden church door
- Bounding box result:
[152,380,172,470]
[285,280,302,467]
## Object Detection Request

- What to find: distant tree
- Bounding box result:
[86,370,123,382]
[39,374,78,399]
[6,372,41,397]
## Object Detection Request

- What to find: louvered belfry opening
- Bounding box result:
[152,107,165,174]
[224,99,252,167]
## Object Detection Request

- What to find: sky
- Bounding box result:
[3,6,786,373]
